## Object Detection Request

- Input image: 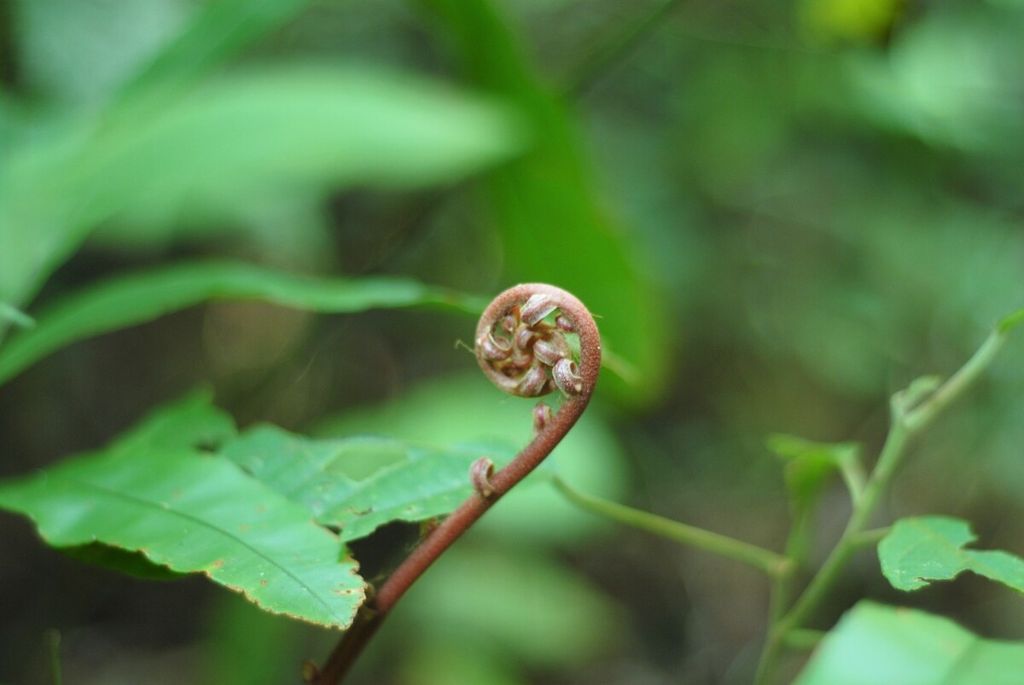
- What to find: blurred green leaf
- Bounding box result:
[999,308,1024,334]
[397,543,619,667]
[316,373,628,545]
[768,434,863,564]
[119,0,312,101]
[879,516,1024,593]
[0,302,34,330]
[14,0,191,103]
[0,65,524,316]
[420,0,668,404]
[799,0,903,43]
[222,425,515,542]
[846,6,1024,154]
[0,261,485,386]
[0,393,367,629]
[795,602,1024,684]
[399,641,522,685]
[767,434,861,508]
[200,593,304,685]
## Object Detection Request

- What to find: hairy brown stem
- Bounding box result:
[312,284,601,684]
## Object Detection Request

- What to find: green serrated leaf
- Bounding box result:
[795,601,1024,685]
[221,425,515,543]
[0,261,485,386]
[878,516,1024,593]
[0,394,366,628]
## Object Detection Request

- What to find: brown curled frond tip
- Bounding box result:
[474,284,601,399]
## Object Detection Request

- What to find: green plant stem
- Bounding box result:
[903,331,1004,432]
[754,328,1011,685]
[850,527,890,549]
[837,455,867,506]
[771,510,810,624]
[783,629,825,650]
[553,477,791,578]
[768,569,795,625]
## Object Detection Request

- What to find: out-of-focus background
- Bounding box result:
[1,0,1023,683]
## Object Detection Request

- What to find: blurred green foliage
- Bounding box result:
[1,0,1023,683]
[795,602,1024,685]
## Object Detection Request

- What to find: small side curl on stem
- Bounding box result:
[312,284,600,684]
[470,457,496,499]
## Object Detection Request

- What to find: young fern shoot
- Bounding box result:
[312,283,601,684]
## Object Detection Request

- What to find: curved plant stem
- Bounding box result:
[754,328,1013,685]
[554,477,791,578]
[311,284,601,685]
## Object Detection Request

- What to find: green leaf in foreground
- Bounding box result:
[221,425,515,543]
[0,394,366,629]
[0,261,485,385]
[878,516,1024,593]
[795,601,1024,685]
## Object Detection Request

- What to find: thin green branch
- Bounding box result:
[754,324,1017,685]
[838,454,867,506]
[553,477,791,578]
[771,501,818,624]
[850,527,890,549]
[904,331,1005,432]
[783,628,825,651]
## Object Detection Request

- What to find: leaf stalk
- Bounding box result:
[553,477,791,578]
